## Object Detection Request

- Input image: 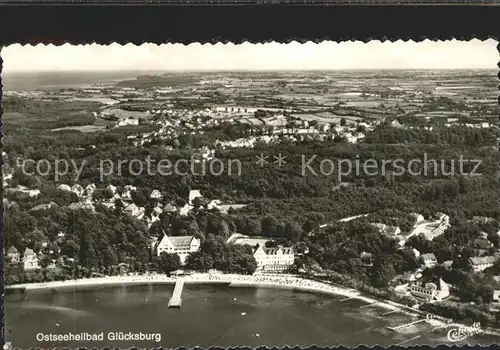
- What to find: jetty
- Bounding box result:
[387,319,426,332]
[359,301,379,309]
[168,278,185,308]
[395,335,421,346]
[382,309,399,316]
[340,296,355,302]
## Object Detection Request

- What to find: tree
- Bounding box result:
[131,190,148,207]
[340,118,347,126]
[39,254,53,269]
[371,258,397,288]
[158,252,181,274]
[261,215,281,237]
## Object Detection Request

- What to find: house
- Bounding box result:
[480,232,489,240]
[124,203,144,218]
[30,201,58,212]
[163,203,177,213]
[23,248,40,270]
[372,223,401,236]
[412,213,450,241]
[360,251,374,266]
[207,199,222,210]
[385,226,402,236]
[412,248,421,259]
[150,190,162,200]
[189,190,202,205]
[84,184,96,197]
[121,189,133,201]
[6,246,20,264]
[10,186,41,198]
[253,245,295,272]
[71,184,85,197]
[106,184,117,195]
[153,206,162,216]
[420,253,438,268]
[57,184,72,192]
[5,184,41,198]
[68,201,95,212]
[217,204,247,214]
[226,233,270,248]
[399,272,418,284]
[118,117,139,126]
[435,212,450,223]
[410,213,425,224]
[493,290,500,302]
[469,256,497,273]
[153,235,200,265]
[409,279,449,303]
[391,120,404,128]
[472,216,494,224]
[179,203,193,216]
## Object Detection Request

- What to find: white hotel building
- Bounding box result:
[152,235,201,265]
[253,245,295,273]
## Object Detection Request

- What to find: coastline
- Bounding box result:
[7,272,499,337]
[5,273,396,310]
[3,273,405,314]
[5,273,378,302]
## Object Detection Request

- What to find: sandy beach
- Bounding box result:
[5,273,177,290]
[6,272,398,310]
[8,272,500,338]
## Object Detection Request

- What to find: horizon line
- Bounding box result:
[4,68,497,73]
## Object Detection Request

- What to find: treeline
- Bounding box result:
[365,123,498,146]
[299,220,419,288]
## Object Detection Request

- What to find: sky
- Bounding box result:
[1,40,498,72]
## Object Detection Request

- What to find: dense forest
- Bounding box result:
[3,96,500,326]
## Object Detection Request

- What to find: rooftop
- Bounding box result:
[168,236,196,250]
[263,246,294,255]
[469,256,497,265]
[421,253,437,261]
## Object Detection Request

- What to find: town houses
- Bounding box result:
[6,246,40,270]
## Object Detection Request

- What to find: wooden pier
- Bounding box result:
[340,296,355,302]
[359,301,378,309]
[395,335,422,346]
[387,319,425,332]
[382,309,399,316]
[168,278,185,308]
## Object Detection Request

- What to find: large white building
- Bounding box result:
[23,248,40,271]
[226,233,270,248]
[153,235,201,265]
[409,279,449,303]
[253,245,295,273]
[469,256,497,273]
